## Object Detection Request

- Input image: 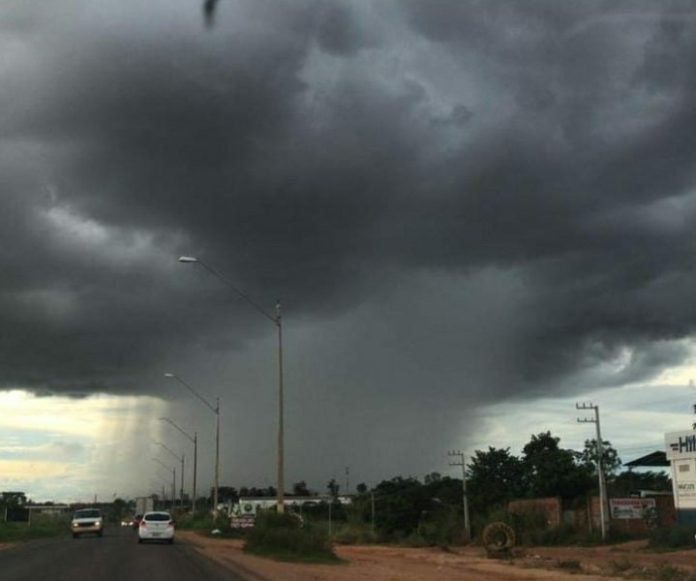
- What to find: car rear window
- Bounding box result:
[74,509,101,518]
[144,513,171,521]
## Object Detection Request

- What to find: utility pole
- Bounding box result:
[448,450,470,542]
[345,467,350,495]
[172,467,176,506]
[181,455,185,508]
[328,498,333,537]
[577,402,608,541]
[370,490,375,533]
[164,373,220,518]
[160,418,198,516]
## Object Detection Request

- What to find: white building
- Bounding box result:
[665,430,696,525]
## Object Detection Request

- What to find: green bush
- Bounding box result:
[649,526,696,550]
[471,507,511,540]
[174,513,215,531]
[330,522,378,545]
[418,506,464,547]
[244,512,341,563]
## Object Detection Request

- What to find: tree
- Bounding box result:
[217,486,239,503]
[579,439,622,477]
[356,482,368,495]
[373,477,429,537]
[111,498,127,522]
[610,470,671,496]
[424,472,441,485]
[292,481,310,496]
[327,478,340,498]
[523,431,593,499]
[0,492,26,508]
[467,447,526,514]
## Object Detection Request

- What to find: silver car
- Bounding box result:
[71,509,104,538]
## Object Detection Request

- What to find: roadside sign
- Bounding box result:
[609,498,656,520]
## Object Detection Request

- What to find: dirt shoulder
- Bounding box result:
[178,531,660,581]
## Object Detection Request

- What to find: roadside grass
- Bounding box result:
[244,513,343,564]
[175,513,248,539]
[0,517,68,542]
[320,521,379,545]
[173,513,215,531]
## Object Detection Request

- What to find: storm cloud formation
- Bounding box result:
[2,1,696,484]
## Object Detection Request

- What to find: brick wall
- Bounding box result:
[508,497,562,528]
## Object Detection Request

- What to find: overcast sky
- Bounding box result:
[2,0,696,501]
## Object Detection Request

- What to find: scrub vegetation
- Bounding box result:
[0,516,68,542]
[243,512,342,564]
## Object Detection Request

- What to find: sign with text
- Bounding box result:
[609,498,656,520]
[230,515,256,529]
[666,431,696,460]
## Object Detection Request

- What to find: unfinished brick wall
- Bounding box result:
[508,497,562,528]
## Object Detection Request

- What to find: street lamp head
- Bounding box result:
[163,372,175,378]
[178,256,199,263]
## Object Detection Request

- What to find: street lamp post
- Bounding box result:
[164,372,220,517]
[152,458,176,509]
[155,441,185,508]
[178,256,286,514]
[160,417,198,516]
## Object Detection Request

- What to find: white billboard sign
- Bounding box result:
[665,430,696,510]
[609,498,656,520]
[666,431,696,460]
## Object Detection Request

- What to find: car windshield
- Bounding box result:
[144,513,170,522]
[73,510,100,519]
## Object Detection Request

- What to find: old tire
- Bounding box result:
[482,521,515,554]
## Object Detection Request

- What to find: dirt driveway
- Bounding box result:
[178,532,696,581]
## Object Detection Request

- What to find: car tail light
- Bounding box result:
[139,520,147,527]
[167,521,174,528]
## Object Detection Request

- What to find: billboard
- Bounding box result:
[609,498,656,520]
[665,430,696,510]
[665,431,696,460]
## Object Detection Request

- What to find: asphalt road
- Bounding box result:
[0,525,240,581]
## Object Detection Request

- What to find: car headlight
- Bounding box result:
[72,523,78,527]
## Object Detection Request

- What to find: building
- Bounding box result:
[665,430,696,525]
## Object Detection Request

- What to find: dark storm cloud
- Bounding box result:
[3,0,696,413]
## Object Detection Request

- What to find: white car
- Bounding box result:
[137,511,175,544]
[71,508,104,538]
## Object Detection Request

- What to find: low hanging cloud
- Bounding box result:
[2,0,696,485]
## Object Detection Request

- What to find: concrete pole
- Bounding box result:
[214,399,220,517]
[595,407,609,541]
[180,454,185,509]
[276,303,285,514]
[371,491,375,533]
[576,402,609,541]
[192,433,198,517]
